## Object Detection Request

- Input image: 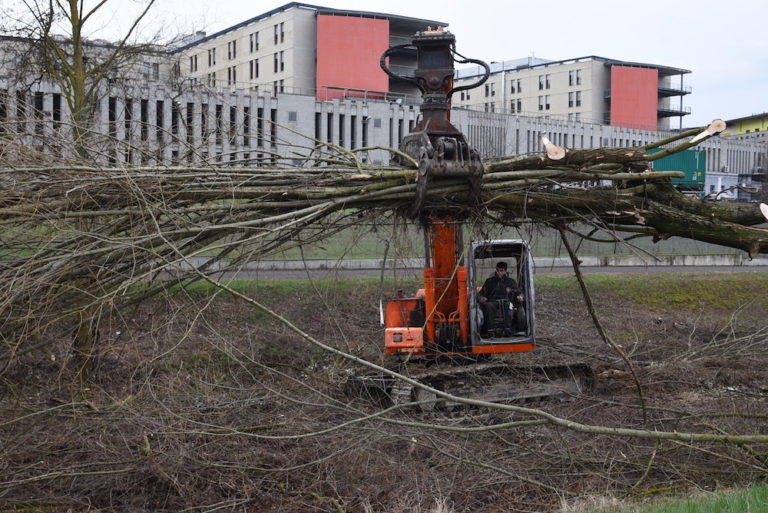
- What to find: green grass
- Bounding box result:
[535,272,768,311]
[266,222,744,261]
[171,276,406,299]
[168,272,768,313]
[588,483,768,513]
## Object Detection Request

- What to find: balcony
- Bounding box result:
[658,84,692,97]
[658,105,691,118]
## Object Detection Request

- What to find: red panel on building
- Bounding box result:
[316,15,390,100]
[610,66,658,130]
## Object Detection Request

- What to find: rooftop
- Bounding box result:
[456,55,691,80]
[171,2,447,53]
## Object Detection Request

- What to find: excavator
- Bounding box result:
[345,29,592,410]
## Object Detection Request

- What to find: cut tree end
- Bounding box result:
[760,203,768,222]
[708,119,727,134]
[541,136,566,161]
[689,119,727,144]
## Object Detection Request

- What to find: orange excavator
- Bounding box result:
[346,29,591,409]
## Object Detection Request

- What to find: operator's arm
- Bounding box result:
[507,278,524,304]
[478,277,492,303]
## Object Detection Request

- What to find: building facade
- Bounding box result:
[171,2,443,101]
[453,56,691,132]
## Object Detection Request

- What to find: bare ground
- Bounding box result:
[2,272,768,512]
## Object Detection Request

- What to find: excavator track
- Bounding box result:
[345,362,593,412]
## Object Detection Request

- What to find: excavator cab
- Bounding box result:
[468,240,535,346]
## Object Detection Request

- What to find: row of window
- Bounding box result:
[0,89,63,136]
[479,90,584,114]
[189,22,286,73]
[106,97,277,149]
[196,52,285,87]
[462,68,585,101]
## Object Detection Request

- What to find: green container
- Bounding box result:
[648,148,706,188]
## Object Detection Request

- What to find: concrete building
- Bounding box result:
[171,2,443,101]
[725,112,768,135]
[453,56,691,132]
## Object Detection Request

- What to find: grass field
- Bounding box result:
[583,483,768,513]
[272,221,743,261]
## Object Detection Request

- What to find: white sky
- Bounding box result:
[4,0,766,127]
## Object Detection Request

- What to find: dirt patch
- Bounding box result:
[2,273,768,512]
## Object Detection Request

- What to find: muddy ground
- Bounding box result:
[2,271,768,512]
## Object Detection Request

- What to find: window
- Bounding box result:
[186,103,194,143]
[243,106,250,146]
[229,106,237,144]
[484,82,495,97]
[250,32,259,52]
[516,99,521,112]
[280,22,284,43]
[171,102,179,135]
[0,89,6,133]
[227,41,237,60]
[227,66,237,86]
[460,91,465,101]
[123,99,133,140]
[274,24,279,44]
[569,69,583,86]
[215,104,223,144]
[250,59,259,79]
[279,51,284,72]
[575,90,582,107]
[152,62,159,80]
[142,62,150,77]
[545,95,550,110]
[140,99,148,141]
[538,95,544,111]
[156,100,164,143]
[538,75,544,90]
[545,74,550,89]
[108,96,117,137]
[189,55,198,72]
[568,91,574,108]
[201,103,208,138]
[208,48,216,67]
[274,53,278,73]
[510,99,515,113]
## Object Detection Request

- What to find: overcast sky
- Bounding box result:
[5,0,765,127]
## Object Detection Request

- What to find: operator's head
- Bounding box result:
[495,261,508,275]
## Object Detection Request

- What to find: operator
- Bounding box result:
[478,261,524,334]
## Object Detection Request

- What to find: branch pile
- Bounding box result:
[1,120,766,356]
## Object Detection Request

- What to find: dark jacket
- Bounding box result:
[479,273,521,302]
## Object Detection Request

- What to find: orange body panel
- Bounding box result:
[384,327,424,354]
[384,298,421,329]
